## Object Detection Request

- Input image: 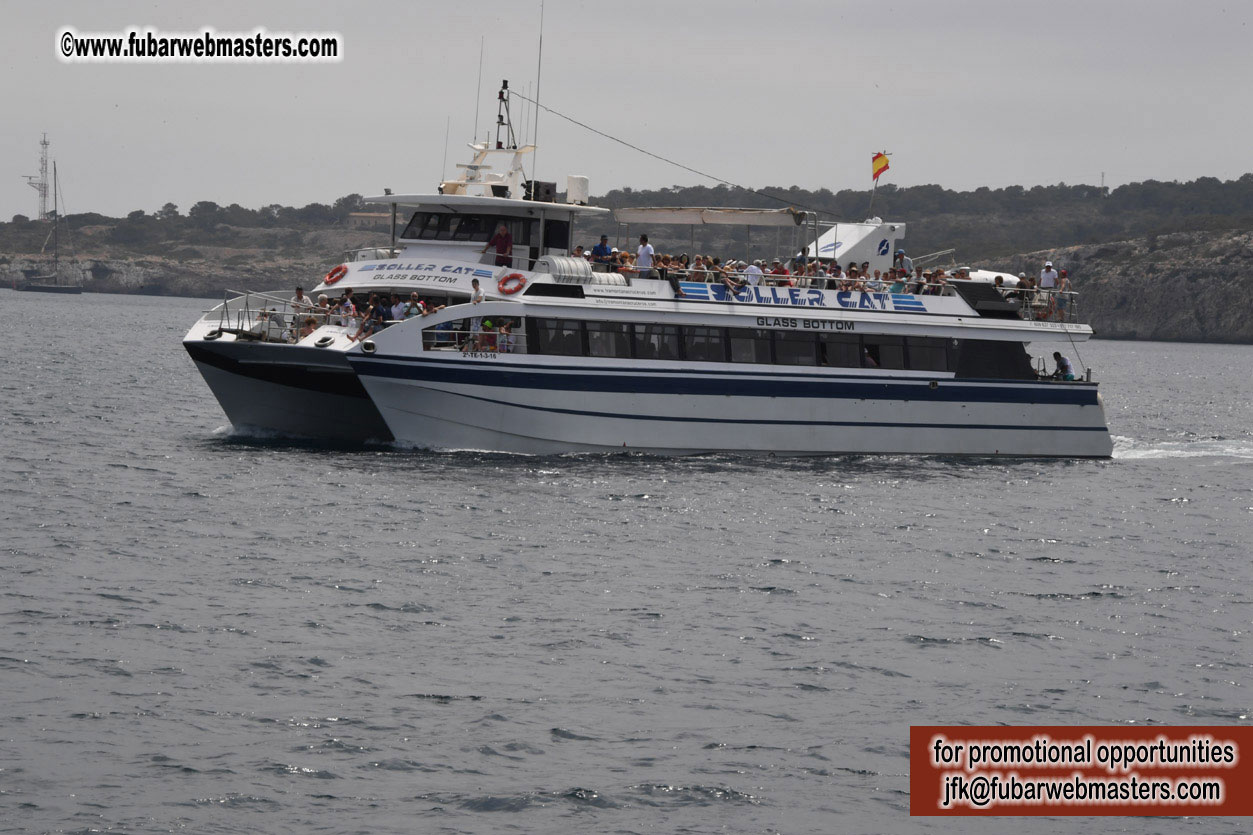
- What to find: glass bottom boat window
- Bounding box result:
[863,336,905,369]
[728,328,772,364]
[633,324,682,361]
[587,321,633,358]
[819,334,861,368]
[906,337,949,372]
[530,318,584,356]
[683,326,726,362]
[773,331,819,366]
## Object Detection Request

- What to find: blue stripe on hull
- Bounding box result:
[349,356,1102,407]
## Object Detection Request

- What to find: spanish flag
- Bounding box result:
[872,152,889,181]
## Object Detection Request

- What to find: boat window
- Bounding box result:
[424,317,468,350]
[399,212,534,244]
[773,331,818,366]
[863,335,905,369]
[952,339,1037,380]
[819,333,861,368]
[400,212,450,240]
[528,317,583,356]
[728,328,772,364]
[906,336,949,372]
[542,219,571,251]
[683,326,726,362]
[586,321,633,358]
[633,324,682,361]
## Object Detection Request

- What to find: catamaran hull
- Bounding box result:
[348,356,1113,457]
[185,341,394,442]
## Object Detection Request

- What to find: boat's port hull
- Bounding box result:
[349,356,1113,457]
[185,340,394,442]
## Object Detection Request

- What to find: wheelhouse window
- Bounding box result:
[399,212,534,244]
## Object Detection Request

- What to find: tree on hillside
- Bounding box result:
[157,203,180,220]
[333,194,364,219]
[188,201,221,228]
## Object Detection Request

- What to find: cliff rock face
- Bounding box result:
[993,229,1253,343]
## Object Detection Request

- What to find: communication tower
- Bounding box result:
[24,133,50,221]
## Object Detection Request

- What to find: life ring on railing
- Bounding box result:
[497,272,527,295]
[324,264,349,285]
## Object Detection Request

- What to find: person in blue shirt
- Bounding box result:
[590,235,614,268]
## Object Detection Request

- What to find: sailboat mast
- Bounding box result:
[52,162,59,280]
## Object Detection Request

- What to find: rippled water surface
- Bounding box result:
[2,291,1251,833]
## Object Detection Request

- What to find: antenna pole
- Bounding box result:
[473,37,485,142]
[533,0,545,177]
[441,115,451,183]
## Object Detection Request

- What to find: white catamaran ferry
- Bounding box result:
[185,80,1112,456]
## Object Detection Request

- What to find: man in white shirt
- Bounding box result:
[744,260,764,285]
[291,286,313,312]
[1039,261,1059,290]
[469,277,484,337]
[636,235,656,279]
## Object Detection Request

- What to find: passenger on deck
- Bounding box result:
[744,260,764,286]
[473,319,497,352]
[469,278,484,337]
[636,235,656,279]
[573,245,585,259]
[888,270,907,293]
[390,294,406,322]
[482,223,514,267]
[1051,352,1076,380]
[497,319,516,353]
[291,286,313,312]
[1055,269,1071,320]
[721,262,747,295]
[893,249,914,275]
[336,294,356,327]
[349,293,388,342]
[689,255,707,282]
[591,235,614,269]
[657,254,686,298]
[1039,261,1059,291]
[315,294,331,321]
[298,317,318,340]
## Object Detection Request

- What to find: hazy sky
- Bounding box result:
[3,0,1251,219]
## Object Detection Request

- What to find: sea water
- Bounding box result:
[1,291,1250,833]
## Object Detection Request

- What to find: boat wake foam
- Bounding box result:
[1112,435,1253,460]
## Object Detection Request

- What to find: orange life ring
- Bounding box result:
[498,272,527,295]
[324,264,349,285]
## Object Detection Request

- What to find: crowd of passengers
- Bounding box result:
[270,285,515,350]
[263,245,1075,342]
[574,234,1074,319]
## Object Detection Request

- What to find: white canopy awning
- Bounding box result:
[612,206,808,227]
